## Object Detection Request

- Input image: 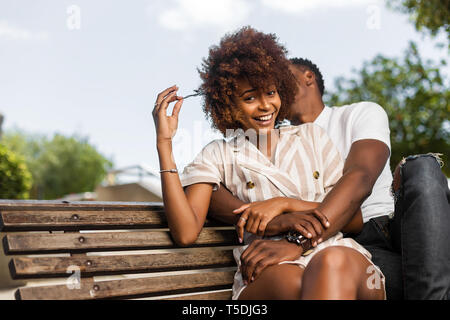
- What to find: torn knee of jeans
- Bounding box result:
[402,152,444,168]
[426,152,444,168]
[391,161,403,193]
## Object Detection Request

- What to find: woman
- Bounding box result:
[152,26,385,300]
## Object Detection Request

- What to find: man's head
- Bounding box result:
[289,58,324,106]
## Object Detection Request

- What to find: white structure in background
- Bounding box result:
[59,164,162,202]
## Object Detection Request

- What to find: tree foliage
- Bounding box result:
[1,130,113,199]
[387,0,450,45]
[324,42,450,175]
[0,144,32,199]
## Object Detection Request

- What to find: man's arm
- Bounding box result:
[208,184,245,225]
[267,139,389,242]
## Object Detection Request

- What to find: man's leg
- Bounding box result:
[350,216,403,300]
[390,153,450,299]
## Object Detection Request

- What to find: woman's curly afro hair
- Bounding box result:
[197,26,298,135]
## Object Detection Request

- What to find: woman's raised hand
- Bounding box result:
[152,85,184,144]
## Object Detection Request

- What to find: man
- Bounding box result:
[208,58,450,299]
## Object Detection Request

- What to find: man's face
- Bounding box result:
[288,64,307,108]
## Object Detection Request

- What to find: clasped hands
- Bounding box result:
[233,197,330,285]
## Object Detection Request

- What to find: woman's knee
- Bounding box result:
[306,246,351,275]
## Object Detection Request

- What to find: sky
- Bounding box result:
[0,0,448,172]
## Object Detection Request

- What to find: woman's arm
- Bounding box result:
[208,183,245,225]
[157,141,213,246]
[153,86,213,246]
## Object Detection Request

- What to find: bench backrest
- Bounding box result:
[0,200,239,300]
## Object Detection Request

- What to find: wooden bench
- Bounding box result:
[0,200,239,300]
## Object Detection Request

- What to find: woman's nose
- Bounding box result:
[258,95,271,110]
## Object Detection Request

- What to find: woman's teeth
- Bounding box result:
[255,113,273,121]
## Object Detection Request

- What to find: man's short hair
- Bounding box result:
[290,58,325,96]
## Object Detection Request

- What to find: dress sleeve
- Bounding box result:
[179,140,224,191]
[311,124,344,194]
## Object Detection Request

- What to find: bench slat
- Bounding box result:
[16,270,235,300]
[3,229,239,254]
[0,210,167,231]
[163,290,232,300]
[0,200,163,210]
[10,249,236,278]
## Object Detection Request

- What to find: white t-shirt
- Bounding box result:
[313,101,394,223]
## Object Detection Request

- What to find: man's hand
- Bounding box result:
[264,210,330,245]
[240,239,303,284]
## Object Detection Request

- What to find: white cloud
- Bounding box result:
[260,0,382,14]
[152,0,252,31]
[0,20,49,41]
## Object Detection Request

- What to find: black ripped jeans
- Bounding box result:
[348,154,450,300]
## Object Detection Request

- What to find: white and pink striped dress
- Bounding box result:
[180,123,385,299]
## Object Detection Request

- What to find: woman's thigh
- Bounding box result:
[238,264,304,300]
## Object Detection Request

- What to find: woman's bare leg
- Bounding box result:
[238,264,304,300]
[300,246,385,300]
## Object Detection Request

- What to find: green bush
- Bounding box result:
[0,144,32,199]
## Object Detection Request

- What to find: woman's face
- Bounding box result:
[233,78,281,134]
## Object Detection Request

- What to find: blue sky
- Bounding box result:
[0,0,448,171]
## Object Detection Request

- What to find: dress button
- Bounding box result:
[313,171,320,179]
[246,181,255,189]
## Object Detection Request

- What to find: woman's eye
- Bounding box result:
[244,96,255,102]
[267,90,276,95]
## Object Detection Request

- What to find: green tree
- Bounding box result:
[1,130,113,199]
[324,41,450,175]
[387,0,450,45]
[0,144,32,199]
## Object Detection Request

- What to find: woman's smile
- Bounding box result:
[252,111,276,127]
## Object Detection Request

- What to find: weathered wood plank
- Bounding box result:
[16,270,235,300]
[10,249,236,278]
[0,210,167,231]
[3,229,239,254]
[162,290,232,300]
[0,204,230,231]
[0,200,163,210]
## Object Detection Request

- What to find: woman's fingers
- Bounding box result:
[233,204,250,214]
[171,97,184,118]
[154,86,179,116]
[158,90,178,114]
[156,85,178,106]
[236,209,250,243]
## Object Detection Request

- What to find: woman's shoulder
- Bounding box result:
[280,123,327,138]
[201,138,228,151]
